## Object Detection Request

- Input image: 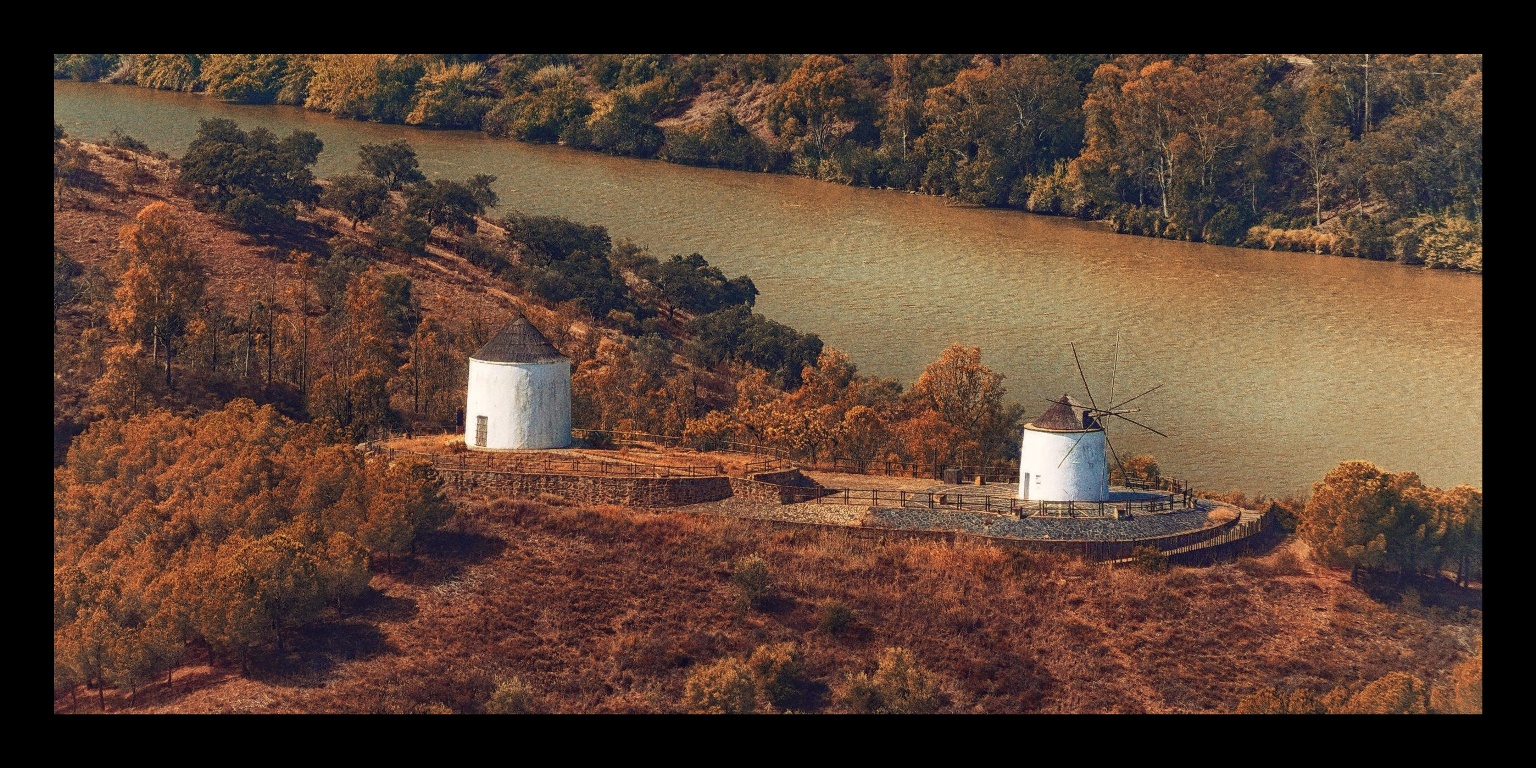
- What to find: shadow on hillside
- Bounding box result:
[359,590,419,623]
[390,530,507,586]
[240,217,333,260]
[1359,572,1483,613]
[248,618,393,688]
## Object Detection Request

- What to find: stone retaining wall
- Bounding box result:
[435,467,732,508]
[729,468,831,503]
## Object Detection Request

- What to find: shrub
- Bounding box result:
[1128,545,1169,574]
[1336,672,1429,714]
[1243,225,1341,254]
[1392,213,1482,272]
[817,601,855,635]
[748,643,815,712]
[839,647,947,714]
[485,676,538,714]
[731,554,772,609]
[1433,640,1482,714]
[108,129,151,154]
[1270,549,1308,576]
[1202,204,1250,247]
[371,213,432,256]
[683,656,758,714]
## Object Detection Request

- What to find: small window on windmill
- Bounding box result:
[475,415,488,447]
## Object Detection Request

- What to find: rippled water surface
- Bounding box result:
[55,81,1483,496]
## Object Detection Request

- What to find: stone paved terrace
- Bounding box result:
[673,481,1248,543]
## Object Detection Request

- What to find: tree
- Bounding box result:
[54,54,120,82]
[1288,79,1352,227]
[661,109,778,172]
[653,253,757,319]
[134,54,202,92]
[357,139,427,191]
[482,64,592,143]
[909,343,1021,465]
[406,60,496,129]
[768,55,858,161]
[201,54,304,105]
[685,305,822,390]
[1437,484,1482,587]
[502,212,632,318]
[304,55,424,124]
[1111,454,1162,486]
[54,399,428,688]
[363,456,452,567]
[404,177,496,234]
[320,173,392,230]
[1361,70,1483,221]
[915,55,1084,206]
[110,202,208,389]
[310,270,412,441]
[585,89,665,158]
[176,118,323,234]
[1298,460,1441,582]
[204,531,325,661]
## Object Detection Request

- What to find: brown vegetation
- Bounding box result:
[57,496,1480,714]
[54,138,1480,715]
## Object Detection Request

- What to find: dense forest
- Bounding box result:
[53,53,1483,272]
[54,100,1481,712]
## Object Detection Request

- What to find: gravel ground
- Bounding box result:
[667,493,1229,542]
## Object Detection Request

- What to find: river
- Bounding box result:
[54,80,1483,497]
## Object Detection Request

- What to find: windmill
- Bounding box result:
[1016,339,1165,502]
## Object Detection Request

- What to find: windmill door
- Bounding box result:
[475,415,488,447]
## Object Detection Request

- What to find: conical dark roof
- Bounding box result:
[1028,394,1101,431]
[471,314,567,363]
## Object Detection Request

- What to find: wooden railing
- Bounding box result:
[751,482,1187,519]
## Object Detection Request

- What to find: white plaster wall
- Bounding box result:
[464,359,572,450]
[1017,427,1109,501]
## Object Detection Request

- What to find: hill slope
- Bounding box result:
[52,141,1482,715]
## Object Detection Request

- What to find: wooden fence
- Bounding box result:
[1160,510,1276,565]
[760,482,1187,519]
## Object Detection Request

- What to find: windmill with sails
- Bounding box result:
[1017,341,1165,502]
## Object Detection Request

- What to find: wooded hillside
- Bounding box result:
[55,54,1483,272]
[54,120,1481,714]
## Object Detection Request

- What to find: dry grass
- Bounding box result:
[58,498,1481,714]
[54,141,1481,715]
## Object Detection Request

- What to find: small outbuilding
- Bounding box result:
[1017,394,1109,502]
[463,313,572,450]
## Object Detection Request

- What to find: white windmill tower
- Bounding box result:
[463,313,573,450]
[1017,341,1165,502]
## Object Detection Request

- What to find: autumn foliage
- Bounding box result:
[54,399,451,703]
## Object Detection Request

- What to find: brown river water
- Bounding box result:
[54,80,1483,498]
